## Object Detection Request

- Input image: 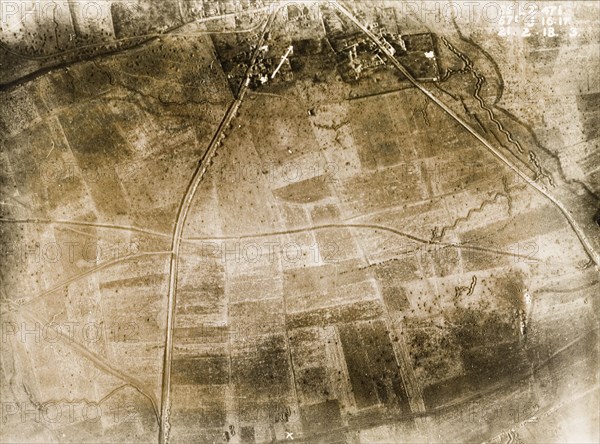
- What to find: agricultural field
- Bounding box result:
[1,1,598,443]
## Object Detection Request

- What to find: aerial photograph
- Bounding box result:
[0,0,598,443]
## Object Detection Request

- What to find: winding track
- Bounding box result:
[182,222,539,263]
[4,299,160,423]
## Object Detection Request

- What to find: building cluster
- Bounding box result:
[250,44,294,86]
[333,31,406,82]
[225,44,294,89]
[219,3,438,90]
[322,7,439,82]
[186,0,266,19]
[283,3,318,25]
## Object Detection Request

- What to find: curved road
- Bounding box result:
[158,9,278,443]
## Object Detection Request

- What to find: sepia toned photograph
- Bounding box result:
[0,1,598,443]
